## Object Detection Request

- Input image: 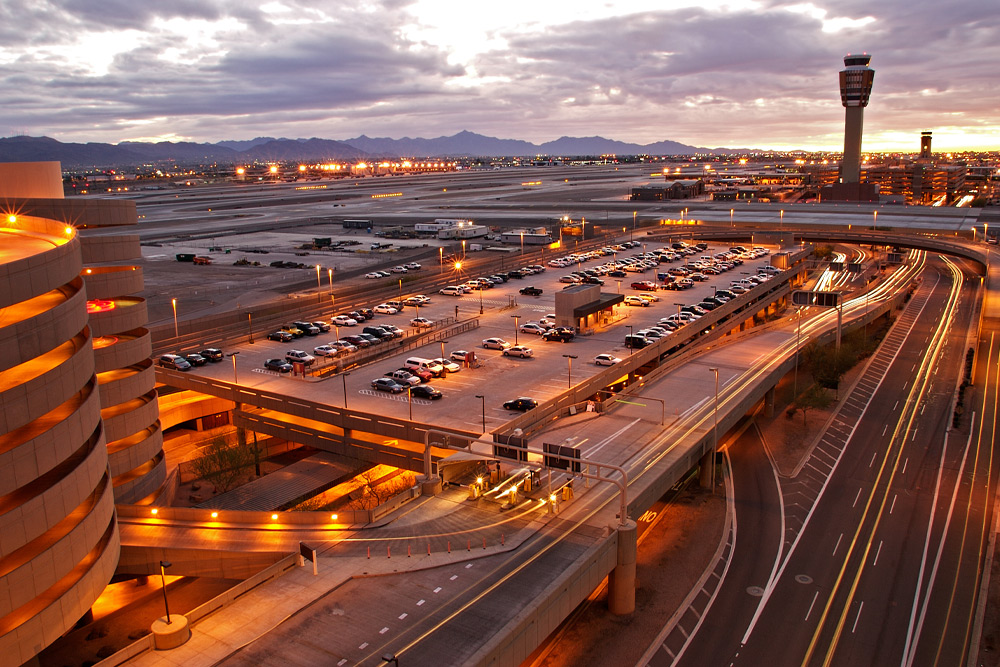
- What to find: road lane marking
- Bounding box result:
[417,599,425,606]
[833,533,843,556]
[805,591,820,621]
[902,458,908,474]
[854,488,863,507]
[399,613,408,620]
[869,452,877,468]
[873,541,883,566]
[852,601,864,634]
[359,642,369,649]
[882,425,888,437]
[380,627,389,634]
[338,660,347,666]
[890,494,897,514]
[449,575,458,581]
[893,400,899,410]
[433,587,442,593]
[465,563,474,568]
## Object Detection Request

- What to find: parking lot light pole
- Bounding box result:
[342,371,351,409]
[512,315,520,345]
[248,312,254,344]
[407,385,412,421]
[475,395,486,433]
[227,351,240,384]
[563,354,578,388]
[328,268,333,293]
[479,287,484,315]
[171,298,178,338]
[440,340,447,361]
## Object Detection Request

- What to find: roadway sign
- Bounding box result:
[493,433,528,462]
[829,262,843,271]
[792,290,840,307]
[543,442,582,473]
[887,253,903,264]
[847,262,862,273]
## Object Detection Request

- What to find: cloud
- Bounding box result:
[0,0,997,149]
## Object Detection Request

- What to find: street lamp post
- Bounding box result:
[479,286,483,315]
[475,394,486,433]
[341,371,351,409]
[407,385,412,421]
[328,268,333,293]
[512,315,519,345]
[872,209,878,232]
[563,354,578,388]
[171,298,178,338]
[709,367,719,491]
[439,247,443,274]
[228,351,240,384]
[632,210,637,242]
[159,560,173,624]
[520,232,524,256]
[247,312,254,344]
[315,264,321,292]
[440,340,447,361]
[730,208,734,227]
[398,278,402,302]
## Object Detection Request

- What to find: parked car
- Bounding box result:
[183,353,208,367]
[342,335,370,348]
[347,310,367,322]
[624,295,650,307]
[410,384,443,400]
[403,365,434,382]
[365,272,384,279]
[631,280,657,290]
[519,322,548,335]
[482,338,512,350]
[439,285,465,296]
[432,357,461,373]
[371,378,405,393]
[313,344,339,357]
[595,353,622,366]
[503,345,534,358]
[374,303,398,314]
[264,358,292,373]
[285,350,316,366]
[503,397,538,411]
[450,350,470,362]
[332,314,358,326]
[519,286,543,296]
[158,354,191,371]
[404,262,422,270]
[200,348,224,362]
[390,266,408,273]
[410,317,435,329]
[385,369,421,386]
[280,325,305,338]
[267,330,293,343]
[542,329,574,343]
[331,340,358,353]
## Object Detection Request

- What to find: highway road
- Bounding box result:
[644,254,993,666]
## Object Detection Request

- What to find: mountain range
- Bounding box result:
[0,132,735,168]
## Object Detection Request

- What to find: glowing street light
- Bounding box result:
[327,268,333,293]
[315,264,321,291]
[730,208,734,227]
[439,247,443,274]
[228,351,240,384]
[512,314,520,345]
[171,298,178,338]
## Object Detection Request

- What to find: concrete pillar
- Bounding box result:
[699,449,715,489]
[420,475,442,496]
[764,386,775,418]
[608,519,638,615]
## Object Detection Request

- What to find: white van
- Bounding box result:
[404,356,446,377]
[439,285,464,296]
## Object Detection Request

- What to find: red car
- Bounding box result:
[630,280,657,291]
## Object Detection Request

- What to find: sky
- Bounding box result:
[1,0,998,151]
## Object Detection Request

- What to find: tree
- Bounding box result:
[191,434,257,493]
[794,383,833,425]
[804,342,854,391]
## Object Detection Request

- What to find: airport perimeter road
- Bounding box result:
[652,255,986,666]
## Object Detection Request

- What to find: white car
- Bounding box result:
[332,315,358,326]
[432,357,462,373]
[364,272,383,279]
[624,295,650,307]
[595,353,622,366]
[407,294,432,304]
[519,322,548,335]
[285,350,316,366]
[404,262,422,270]
[503,345,534,358]
[539,314,556,327]
[439,285,464,296]
[374,304,398,314]
[559,275,582,283]
[410,317,434,328]
[390,266,408,273]
[450,350,470,362]
[482,338,512,350]
[331,340,358,353]
[313,344,339,357]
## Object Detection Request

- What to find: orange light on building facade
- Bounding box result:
[86,299,117,314]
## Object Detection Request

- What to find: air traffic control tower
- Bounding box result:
[839,53,875,183]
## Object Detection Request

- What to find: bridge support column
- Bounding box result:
[764,387,775,418]
[699,449,715,490]
[419,475,443,496]
[608,519,637,615]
